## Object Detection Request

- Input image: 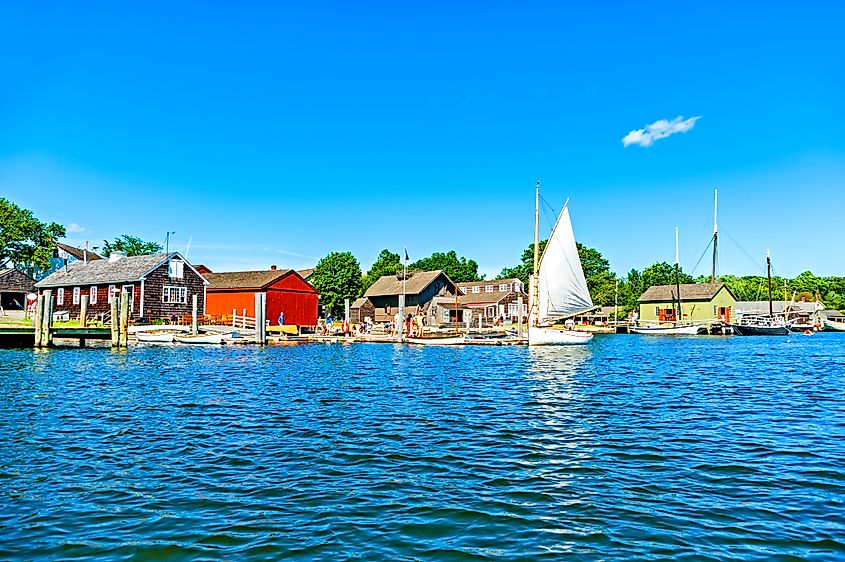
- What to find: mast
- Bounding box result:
[711,189,718,283]
[675,227,683,323]
[531,181,540,327]
[766,251,773,317]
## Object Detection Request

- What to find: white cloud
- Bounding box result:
[67,222,86,233]
[622,116,701,148]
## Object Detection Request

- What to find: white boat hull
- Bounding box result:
[823,319,845,332]
[136,332,176,343]
[528,327,593,345]
[630,324,704,335]
[174,334,226,344]
[405,336,465,345]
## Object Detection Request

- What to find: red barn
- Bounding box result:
[204,268,318,326]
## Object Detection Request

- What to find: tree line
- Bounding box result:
[4,197,843,316]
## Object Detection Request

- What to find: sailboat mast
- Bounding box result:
[532,181,540,327]
[766,251,773,317]
[711,188,718,283]
[675,227,683,322]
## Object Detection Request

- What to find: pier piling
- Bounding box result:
[110,298,119,347]
[33,294,44,348]
[119,295,129,348]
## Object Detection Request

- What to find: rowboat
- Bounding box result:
[174,333,227,344]
[405,336,465,345]
[136,331,177,343]
[630,323,704,335]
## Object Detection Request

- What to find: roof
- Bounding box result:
[296,268,315,279]
[0,269,36,292]
[35,253,188,287]
[364,270,455,297]
[205,269,293,290]
[56,242,102,261]
[456,278,522,288]
[639,283,732,303]
[351,297,370,308]
[736,301,820,315]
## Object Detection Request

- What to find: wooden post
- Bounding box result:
[232,308,236,328]
[119,294,129,348]
[33,294,44,348]
[242,308,247,329]
[111,296,119,347]
[255,292,266,344]
[41,290,53,348]
[80,295,89,328]
[192,295,198,335]
[517,294,524,337]
[398,294,405,340]
[344,298,350,323]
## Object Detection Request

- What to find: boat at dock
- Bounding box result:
[136,331,178,343]
[630,323,703,335]
[528,182,594,346]
[404,335,466,345]
[729,252,789,336]
[174,333,229,344]
[823,318,845,332]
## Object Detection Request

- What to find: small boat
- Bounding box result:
[823,318,845,332]
[630,323,703,335]
[174,333,227,344]
[136,331,177,343]
[729,252,789,337]
[528,182,594,346]
[405,336,465,345]
[788,322,816,333]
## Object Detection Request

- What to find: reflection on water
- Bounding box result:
[1,335,844,560]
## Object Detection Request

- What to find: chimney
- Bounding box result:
[83,241,89,265]
[270,265,277,270]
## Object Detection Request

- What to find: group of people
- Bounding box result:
[390,311,425,337]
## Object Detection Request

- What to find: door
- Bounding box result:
[122,285,135,313]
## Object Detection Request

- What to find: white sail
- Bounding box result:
[536,204,593,325]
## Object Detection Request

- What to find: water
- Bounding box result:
[1,335,844,560]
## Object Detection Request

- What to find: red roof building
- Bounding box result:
[204,268,318,326]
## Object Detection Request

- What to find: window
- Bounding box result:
[472,286,480,293]
[499,283,509,292]
[90,286,98,304]
[485,285,494,293]
[460,287,468,294]
[56,288,64,305]
[508,303,519,317]
[162,286,188,304]
[443,309,450,322]
[168,259,184,279]
[109,285,119,303]
[73,287,80,305]
[655,306,660,316]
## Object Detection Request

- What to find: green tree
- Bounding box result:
[362,249,401,291]
[310,251,363,316]
[497,240,547,285]
[0,198,66,272]
[641,261,693,289]
[576,242,616,306]
[410,250,482,283]
[102,235,163,257]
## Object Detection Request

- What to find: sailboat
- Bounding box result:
[730,252,789,336]
[630,228,705,335]
[528,182,594,346]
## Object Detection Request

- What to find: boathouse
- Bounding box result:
[429,278,528,326]
[204,267,318,326]
[0,269,36,311]
[638,282,737,323]
[351,270,457,324]
[34,252,208,322]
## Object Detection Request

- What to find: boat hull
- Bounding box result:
[136,332,176,343]
[630,324,704,335]
[174,334,226,344]
[823,319,845,332]
[405,336,465,345]
[528,327,593,346]
[730,324,789,336]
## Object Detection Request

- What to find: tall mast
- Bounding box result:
[711,188,718,283]
[675,227,683,322]
[766,250,773,317]
[532,181,540,327]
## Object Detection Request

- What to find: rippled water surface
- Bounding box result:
[2,335,844,560]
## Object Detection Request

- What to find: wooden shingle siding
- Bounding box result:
[142,262,206,320]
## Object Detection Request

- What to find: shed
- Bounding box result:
[0,269,36,310]
[204,269,318,326]
[638,282,737,323]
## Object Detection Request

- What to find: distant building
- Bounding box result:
[204,267,318,327]
[638,283,737,323]
[35,252,207,322]
[351,270,457,323]
[32,242,102,281]
[430,278,528,326]
[0,269,36,311]
[296,268,315,283]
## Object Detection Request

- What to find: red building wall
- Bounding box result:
[205,271,318,326]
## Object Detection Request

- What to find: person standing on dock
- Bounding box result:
[278,310,285,326]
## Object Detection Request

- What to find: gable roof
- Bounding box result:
[364,270,455,297]
[56,242,102,261]
[638,282,733,303]
[296,268,315,280]
[205,269,294,290]
[35,253,197,287]
[0,269,36,292]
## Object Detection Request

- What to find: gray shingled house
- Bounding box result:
[35,252,208,322]
[351,270,457,323]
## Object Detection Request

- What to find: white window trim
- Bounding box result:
[56,288,64,305]
[162,285,188,305]
[90,285,98,304]
[168,259,185,279]
[472,286,480,294]
[499,283,509,292]
[72,287,80,305]
[485,285,494,293]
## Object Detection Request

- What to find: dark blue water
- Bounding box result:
[1,335,844,560]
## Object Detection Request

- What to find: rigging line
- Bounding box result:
[721,227,767,274]
[688,235,714,277]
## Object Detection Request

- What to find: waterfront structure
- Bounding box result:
[350,270,457,324]
[204,267,318,326]
[35,252,207,322]
[296,268,315,284]
[427,278,527,326]
[0,269,36,311]
[736,300,821,326]
[30,242,102,281]
[638,283,737,324]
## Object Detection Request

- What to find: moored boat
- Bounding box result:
[174,333,227,344]
[136,331,177,343]
[630,323,703,335]
[729,252,789,337]
[405,336,465,345]
[823,318,845,332]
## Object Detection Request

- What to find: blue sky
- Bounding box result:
[2,1,843,279]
